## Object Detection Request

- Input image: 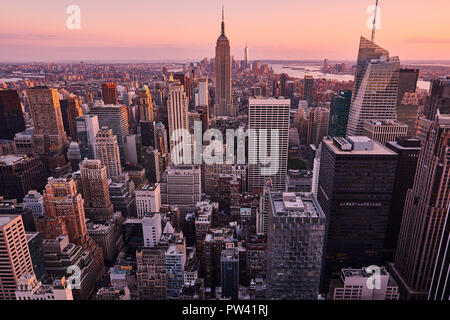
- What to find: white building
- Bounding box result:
[160,165,201,214]
[23,190,45,218]
[142,213,162,248]
[328,267,399,300]
[248,97,290,192]
[135,184,161,218]
[346,37,400,136]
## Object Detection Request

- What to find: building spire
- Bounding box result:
[221,5,225,36]
[371,0,379,42]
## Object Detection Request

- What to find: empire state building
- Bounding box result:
[213,8,234,117]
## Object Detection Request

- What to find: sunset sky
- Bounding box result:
[0,0,449,61]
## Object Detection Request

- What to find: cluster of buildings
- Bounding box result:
[0,10,449,302]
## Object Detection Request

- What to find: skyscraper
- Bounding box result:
[89,104,129,162]
[0,89,26,140]
[27,86,67,154]
[390,112,450,300]
[0,215,34,300]
[304,75,314,105]
[0,155,47,201]
[160,165,201,215]
[60,95,83,141]
[306,107,330,147]
[429,207,450,300]
[383,137,421,263]
[94,127,123,180]
[76,114,100,160]
[346,37,400,135]
[167,82,189,162]
[248,97,290,193]
[328,90,352,137]
[79,159,114,222]
[101,82,119,105]
[317,136,398,290]
[244,43,249,69]
[424,78,450,121]
[213,7,234,117]
[397,68,419,105]
[221,246,239,300]
[137,85,154,122]
[266,192,326,300]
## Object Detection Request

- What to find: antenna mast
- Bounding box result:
[371,0,379,42]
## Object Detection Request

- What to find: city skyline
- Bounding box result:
[1,0,450,62]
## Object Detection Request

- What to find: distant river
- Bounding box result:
[268,63,430,91]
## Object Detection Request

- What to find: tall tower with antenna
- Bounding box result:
[213,6,234,117]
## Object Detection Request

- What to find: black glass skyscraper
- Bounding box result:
[0,89,26,140]
[328,90,352,137]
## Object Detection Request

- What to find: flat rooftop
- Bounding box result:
[342,267,389,278]
[0,154,29,166]
[365,119,408,127]
[324,136,397,156]
[0,215,18,227]
[270,192,325,219]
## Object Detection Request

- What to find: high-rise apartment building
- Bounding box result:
[390,112,450,300]
[167,82,189,162]
[383,137,421,263]
[79,159,114,222]
[60,95,83,141]
[27,86,67,154]
[397,68,419,105]
[160,165,201,215]
[424,78,450,121]
[89,104,129,162]
[248,97,290,193]
[266,192,326,300]
[101,82,119,105]
[317,136,398,290]
[346,37,400,135]
[328,90,352,137]
[136,246,167,300]
[94,127,122,180]
[307,107,330,147]
[35,177,89,247]
[137,85,154,122]
[0,89,26,140]
[76,114,99,160]
[429,207,450,300]
[213,8,234,117]
[221,246,239,300]
[0,155,47,201]
[135,184,161,218]
[304,76,314,105]
[142,212,162,248]
[0,215,34,300]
